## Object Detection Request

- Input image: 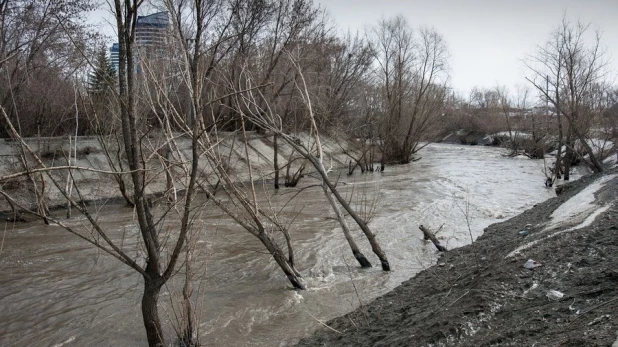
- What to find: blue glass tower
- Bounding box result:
[109,12,169,72]
[109,43,119,71]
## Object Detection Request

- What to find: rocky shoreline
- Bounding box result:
[297,168,618,346]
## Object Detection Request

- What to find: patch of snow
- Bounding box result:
[547,174,616,231]
[584,138,614,152]
[548,139,613,158]
[508,204,610,258]
[549,146,568,157]
[507,174,616,258]
[494,131,532,139]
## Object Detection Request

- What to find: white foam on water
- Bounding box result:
[52,336,76,347]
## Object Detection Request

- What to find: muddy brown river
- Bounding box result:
[0,144,576,346]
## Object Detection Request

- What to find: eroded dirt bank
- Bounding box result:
[297,168,618,346]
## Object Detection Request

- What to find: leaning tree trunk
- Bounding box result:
[322,170,390,270]
[321,183,372,268]
[285,63,390,271]
[285,135,374,268]
[299,148,391,271]
[1,192,24,222]
[256,232,306,289]
[419,225,447,252]
[567,118,604,173]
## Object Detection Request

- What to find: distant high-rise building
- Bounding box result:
[109,43,119,71]
[109,11,169,71]
[135,11,169,49]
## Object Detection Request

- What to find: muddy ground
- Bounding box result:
[297,168,618,346]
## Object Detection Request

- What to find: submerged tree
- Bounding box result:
[370,16,449,164]
[235,57,391,271]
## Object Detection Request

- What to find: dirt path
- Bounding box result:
[297,168,618,346]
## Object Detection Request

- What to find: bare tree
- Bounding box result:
[370,16,449,164]
[343,82,383,173]
[526,17,610,175]
[0,1,96,223]
[156,0,312,291]
[495,86,546,158]
[0,0,96,137]
[236,58,391,270]
[496,86,517,149]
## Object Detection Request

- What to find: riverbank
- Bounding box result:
[0,132,352,214]
[297,168,618,346]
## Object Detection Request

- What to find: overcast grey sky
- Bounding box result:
[89,0,618,96]
[317,0,618,96]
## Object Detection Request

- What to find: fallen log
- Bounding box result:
[419,225,447,252]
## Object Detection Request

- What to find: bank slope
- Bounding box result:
[297,169,618,347]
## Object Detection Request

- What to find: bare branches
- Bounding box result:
[369,16,449,164]
[525,16,611,174]
[0,165,140,182]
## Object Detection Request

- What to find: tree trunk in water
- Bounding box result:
[321,183,372,268]
[362,229,390,271]
[289,142,391,271]
[142,279,164,347]
[37,173,50,225]
[164,146,176,203]
[257,232,306,289]
[331,186,390,271]
[353,250,372,268]
[97,135,135,207]
[419,225,447,252]
[313,156,390,271]
[348,160,356,175]
[118,178,135,207]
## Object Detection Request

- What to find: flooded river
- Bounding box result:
[0,144,578,346]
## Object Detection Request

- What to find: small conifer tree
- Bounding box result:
[88,47,116,96]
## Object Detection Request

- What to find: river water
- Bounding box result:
[0,144,578,346]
